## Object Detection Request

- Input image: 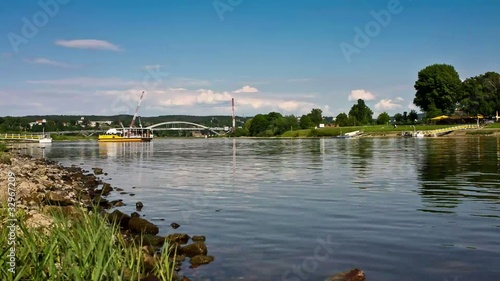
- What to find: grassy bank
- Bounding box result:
[281,124,453,138]
[0,205,175,281]
[51,134,97,141]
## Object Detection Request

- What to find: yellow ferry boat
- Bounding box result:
[98,128,153,142]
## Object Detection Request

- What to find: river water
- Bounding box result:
[24,137,500,281]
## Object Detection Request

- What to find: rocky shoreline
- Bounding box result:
[0,151,366,281]
[0,152,215,281]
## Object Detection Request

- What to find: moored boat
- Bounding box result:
[98,128,153,142]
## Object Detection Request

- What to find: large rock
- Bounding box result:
[181,242,207,258]
[166,233,190,245]
[137,234,166,247]
[190,255,214,266]
[92,167,103,175]
[107,209,131,227]
[45,191,74,206]
[326,268,365,281]
[127,217,159,235]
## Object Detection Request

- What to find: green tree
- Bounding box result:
[308,108,323,126]
[248,114,270,136]
[402,111,408,124]
[408,110,419,123]
[299,115,314,129]
[348,99,373,125]
[335,113,349,127]
[461,72,500,116]
[413,64,462,115]
[394,113,403,123]
[376,112,390,125]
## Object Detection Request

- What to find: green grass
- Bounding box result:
[51,135,97,141]
[0,206,175,281]
[484,122,500,128]
[0,142,8,152]
[281,124,455,137]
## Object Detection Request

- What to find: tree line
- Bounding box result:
[233,109,324,137]
[413,64,500,118]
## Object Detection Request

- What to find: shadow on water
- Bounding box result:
[417,137,500,214]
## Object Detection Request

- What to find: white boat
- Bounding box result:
[414,131,425,138]
[39,136,52,143]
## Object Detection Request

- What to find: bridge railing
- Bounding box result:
[0,133,43,140]
[423,124,479,136]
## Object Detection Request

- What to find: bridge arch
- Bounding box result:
[146,121,222,135]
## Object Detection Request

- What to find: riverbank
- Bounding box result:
[0,150,214,281]
[279,124,500,138]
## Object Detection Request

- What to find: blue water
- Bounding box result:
[24,137,500,280]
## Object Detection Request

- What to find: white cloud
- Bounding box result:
[233,85,259,94]
[25,58,73,68]
[348,89,376,101]
[196,89,232,104]
[396,97,404,101]
[55,39,122,51]
[374,99,403,111]
[407,103,418,111]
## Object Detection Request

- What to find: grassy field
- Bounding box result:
[281,124,454,138]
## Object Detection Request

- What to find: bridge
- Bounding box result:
[44,121,231,136]
[146,121,230,135]
[0,133,45,142]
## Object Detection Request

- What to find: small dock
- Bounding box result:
[0,133,45,142]
[422,124,478,137]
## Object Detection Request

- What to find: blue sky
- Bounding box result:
[1,0,499,117]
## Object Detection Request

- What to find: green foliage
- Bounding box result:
[248,114,270,136]
[0,142,8,152]
[408,110,419,123]
[394,113,403,123]
[299,115,314,129]
[376,112,390,125]
[413,64,462,115]
[308,108,323,126]
[461,72,500,116]
[243,112,299,137]
[0,207,175,281]
[348,99,373,125]
[335,113,349,127]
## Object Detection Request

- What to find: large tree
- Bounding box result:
[335,113,349,127]
[376,112,390,125]
[348,99,373,125]
[461,71,500,116]
[413,64,462,115]
[308,108,323,126]
[408,110,419,123]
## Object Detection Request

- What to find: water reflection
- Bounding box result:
[98,142,153,160]
[418,137,500,214]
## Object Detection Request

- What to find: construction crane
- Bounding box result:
[130,91,145,128]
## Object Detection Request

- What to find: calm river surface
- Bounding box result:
[25,137,500,281]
